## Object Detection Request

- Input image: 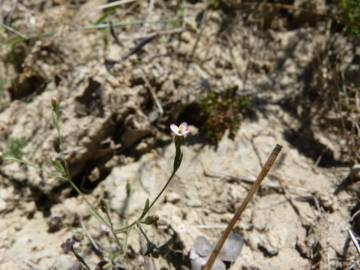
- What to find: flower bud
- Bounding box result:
[51,96,59,110]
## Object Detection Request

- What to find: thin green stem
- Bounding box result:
[104,201,124,253]
[2,156,36,168]
[114,170,177,233]
[60,176,111,227]
[115,220,138,233]
[52,106,110,228]
[115,141,183,234]
[188,9,208,61]
[0,22,27,39]
[80,220,102,255]
[3,17,185,44]
[71,247,91,270]
[137,223,151,244]
[144,141,183,216]
[146,171,176,215]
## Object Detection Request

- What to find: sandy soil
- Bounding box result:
[0,0,359,269]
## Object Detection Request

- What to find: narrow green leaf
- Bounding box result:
[173,148,183,172]
[51,159,66,178]
[141,215,159,225]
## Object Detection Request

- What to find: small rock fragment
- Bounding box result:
[258,232,281,256]
[190,234,243,269]
[190,250,226,270]
[317,192,336,212]
[52,255,77,270]
[165,192,181,204]
[219,233,244,262]
[0,199,6,213]
[351,164,360,181]
[192,236,213,257]
[47,214,63,232]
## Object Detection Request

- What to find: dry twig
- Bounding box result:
[0,22,27,39]
[141,72,164,116]
[203,144,282,270]
[348,229,360,256]
[95,0,137,10]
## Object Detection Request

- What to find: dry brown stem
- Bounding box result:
[203,144,282,270]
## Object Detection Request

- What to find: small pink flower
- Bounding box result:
[170,122,191,137]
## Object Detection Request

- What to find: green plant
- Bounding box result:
[51,98,188,267]
[55,100,187,267]
[207,0,221,9]
[0,79,6,111]
[197,86,250,144]
[2,96,189,268]
[340,0,360,37]
[3,138,27,161]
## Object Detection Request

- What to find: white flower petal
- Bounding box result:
[170,124,180,135]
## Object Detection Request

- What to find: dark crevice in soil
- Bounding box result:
[4,42,29,73]
[68,161,112,197]
[351,202,360,235]
[309,242,322,270]
[75,78,105,118]
[156,235,190,270]
[46,111,152,201]
[258,245,278,258]
[279,50,354,167]
[30,186,56,217]
[9,75,47,101]
[283,127,349,168]
[0,167,66,217]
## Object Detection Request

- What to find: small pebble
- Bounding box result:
[48,214,62,232]
[351,164,360,181]
[165,192,181,203]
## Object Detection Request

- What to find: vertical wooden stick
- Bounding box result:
[203,144,282,270]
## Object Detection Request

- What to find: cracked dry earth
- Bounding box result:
[0,0,359,269]
[0,114,355,270]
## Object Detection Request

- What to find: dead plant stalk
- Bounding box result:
[203,144,282,270]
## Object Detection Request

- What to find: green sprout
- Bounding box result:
[50,97,188,264]
[340,0,360,38]
[3,95,189,267]
[0,79,6,111]
[207,0,222,9]
[3,138,27,161]
[197,86,250,145]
